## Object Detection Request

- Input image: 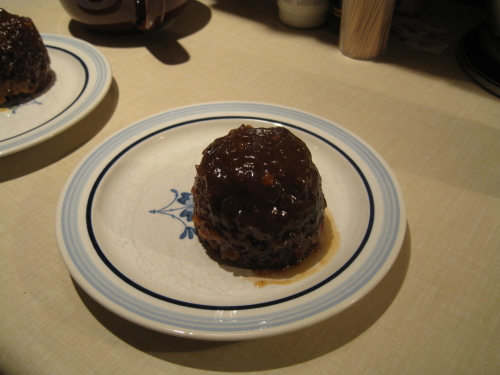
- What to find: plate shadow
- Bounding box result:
[0,79,118,182]
[73,223,411,371]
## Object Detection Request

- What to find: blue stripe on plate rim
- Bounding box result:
[58,102,405,334]
[85,116,375,310]
[0,34,111,152]
[41,34,110,133]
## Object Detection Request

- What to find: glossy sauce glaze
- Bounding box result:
[192,125,327,270]
[250,209,340,287]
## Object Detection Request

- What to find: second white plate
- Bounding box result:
[56,102,406,341]
[0,34,112,156]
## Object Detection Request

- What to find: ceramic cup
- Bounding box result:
[59,0,189,33]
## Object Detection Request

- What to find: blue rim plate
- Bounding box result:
[56,102,406,340]
[0,34,112,156]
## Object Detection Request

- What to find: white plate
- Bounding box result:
[56,102,406,341]
[0,34,112,156]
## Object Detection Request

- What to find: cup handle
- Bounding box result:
[136,0,165,31]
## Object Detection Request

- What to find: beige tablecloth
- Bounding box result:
[1,0,499,374]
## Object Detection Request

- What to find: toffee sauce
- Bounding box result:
[249,209,340,287]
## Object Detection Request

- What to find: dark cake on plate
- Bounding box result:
[0,8,52,105]
[192,125,327,270]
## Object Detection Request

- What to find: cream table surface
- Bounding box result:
[1,0,499,374]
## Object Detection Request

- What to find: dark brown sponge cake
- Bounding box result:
[192,125,327,270]
[0,8,52,104]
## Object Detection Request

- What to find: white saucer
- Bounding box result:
[0,34,112,156]
[56,102,406,341]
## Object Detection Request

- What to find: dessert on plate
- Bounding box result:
[0,8,52,105]
[192,125,327,270]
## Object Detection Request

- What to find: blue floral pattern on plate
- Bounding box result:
[150,189,196,239]
[1,97,43,114]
